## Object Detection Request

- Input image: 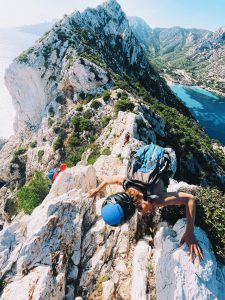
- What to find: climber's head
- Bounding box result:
[101,192,136,226]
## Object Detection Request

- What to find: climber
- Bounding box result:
[48,163,67,183]
[90,144,204,264]
[123,132,130,145]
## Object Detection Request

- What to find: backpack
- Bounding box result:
[124,144,174,196]
[47,168,58,181]
[48,164,68,183]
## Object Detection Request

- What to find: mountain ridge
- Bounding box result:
[0,2,225,298]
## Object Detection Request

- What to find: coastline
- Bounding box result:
[164,74,225,98]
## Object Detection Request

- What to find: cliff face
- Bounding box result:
[0,2,225,298]
[4,0,189,133]
[1,0,225,221]
[0,135,224,299]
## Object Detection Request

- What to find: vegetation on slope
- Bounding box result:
[17,172,49,214]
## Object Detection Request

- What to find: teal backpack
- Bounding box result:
[124,144,172,194]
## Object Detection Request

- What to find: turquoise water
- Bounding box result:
[170,84,225,145]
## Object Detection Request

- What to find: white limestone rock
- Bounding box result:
[154,219,225,300]
[167,179,198,193]
[1,265,65,300]
[50,165,96,197]
[102,280,115,300]
[93,155,125,196]
[60,57,110,100]
[131,240,151,300]
[5,63,48,132]
[0,166,97,299]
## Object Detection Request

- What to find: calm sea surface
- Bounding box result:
[170,84,225,145]
[0,28,39,139]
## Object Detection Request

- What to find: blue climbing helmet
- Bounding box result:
[101,192,136,226]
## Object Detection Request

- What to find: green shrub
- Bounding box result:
[4,198,18,221]
[17,172,49,215]
[30,141,37,148]
[102,90,111,102]
[76,104,83,112]
[102,116,111,127]
[53,137,63,151]
[90,134,98,143]
[48,106,55,117]
[115,79,130,90]
[146,263,154,274]
[0,278,6,291]
[79,117,91,131]
[56,30,67,42]
[55,95,66,104]
[68,134,80,147]
[90,100,102,109]
[14,147,27,156]
[114,98,135,115]
[82,110,93,119]
[18,53,28,63]
[82,94,94,104]
[64,145,87,167]
[161,187,225,260]
[102,147,111,156]
[195,188,225,259]
[37,150,44,162]
[87,144,101,165]
[48,118,54,128]
[71,116,80,131]
[58,128,67,140]
[117,92,122,98]
[71,115,91,133]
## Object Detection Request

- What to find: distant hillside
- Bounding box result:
[18,20,57,35]
[129,17,225,94]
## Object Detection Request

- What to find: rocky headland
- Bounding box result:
[0,1,225,299]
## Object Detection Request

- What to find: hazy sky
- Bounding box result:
[0,0,224,31]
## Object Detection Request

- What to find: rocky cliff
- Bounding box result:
[0,127,225,300]
[0,1,225,299]
[5,0,189,134]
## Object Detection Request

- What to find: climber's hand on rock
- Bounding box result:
[89,188,99,199]
[180,232,204,264]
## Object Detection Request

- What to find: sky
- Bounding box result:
[0,0,224,31]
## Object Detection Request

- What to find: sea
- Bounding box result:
[0,28,39,139]
[170,84,225,145]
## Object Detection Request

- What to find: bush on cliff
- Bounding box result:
[90,100,102,109]
[17,172,49,215]
[71,115,91,132]
[114,98,134,115]
[102,90,111,102]
[18,53,28,63]
[14,147,27,156]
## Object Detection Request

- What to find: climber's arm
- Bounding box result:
[143,192,204,263]
[89,175,124,198]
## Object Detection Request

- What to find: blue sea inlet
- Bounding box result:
[170,84,225,145]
